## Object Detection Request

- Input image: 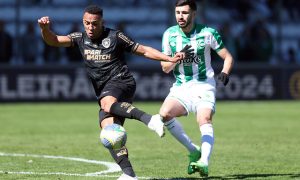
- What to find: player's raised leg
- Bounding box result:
[100,93,165,137]
[109,101,165,137]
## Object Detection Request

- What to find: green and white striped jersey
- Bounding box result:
[162,24,224,87]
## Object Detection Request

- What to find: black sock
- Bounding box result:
[110,102,151,125]
[123,167,136,177]
[109,147,136,177]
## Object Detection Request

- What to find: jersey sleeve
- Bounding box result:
[116,31,139,53]
[162,30,172,56]
[207,28,224,52]
[67,32,83,47]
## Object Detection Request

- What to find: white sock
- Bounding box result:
[200,123,214,165]
[164,118,197,153]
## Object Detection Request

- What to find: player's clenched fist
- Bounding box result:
[37,16,50,29]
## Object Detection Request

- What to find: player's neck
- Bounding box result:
[181,23,195,34]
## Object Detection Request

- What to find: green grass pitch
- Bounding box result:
[0,101,299,179]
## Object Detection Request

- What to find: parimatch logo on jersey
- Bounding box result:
[84,49,111,61]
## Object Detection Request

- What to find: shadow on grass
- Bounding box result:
[151,173,300,179]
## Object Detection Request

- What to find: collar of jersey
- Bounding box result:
[177,24,196,38]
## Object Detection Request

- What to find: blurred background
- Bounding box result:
[0,0,299,102]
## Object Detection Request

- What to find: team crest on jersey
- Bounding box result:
[102,38,111,48]
[197,40,205,48]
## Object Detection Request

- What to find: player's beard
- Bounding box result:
[177,16,192,29]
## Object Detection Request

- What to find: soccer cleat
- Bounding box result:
[148,114,165,137]
[190,161,209,177]
[187,146,201,175]
[117,173,138,180]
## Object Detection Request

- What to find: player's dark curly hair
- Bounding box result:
[84,4,103,16]
[175,0,197,11]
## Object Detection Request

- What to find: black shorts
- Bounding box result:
[97,76,136,102]
[96,76,136,125]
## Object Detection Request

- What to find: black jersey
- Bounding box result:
[68,27,138,92]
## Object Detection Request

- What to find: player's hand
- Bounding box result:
[166,45,194,63]
[38,16,50,30]
[171,45,194,62]
[217,72,229,86]
[169,53,182,63]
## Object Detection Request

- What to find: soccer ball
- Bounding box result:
[100,124,127,150]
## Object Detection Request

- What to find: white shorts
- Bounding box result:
[166,82,216,115]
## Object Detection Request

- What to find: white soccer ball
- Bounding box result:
[100,123,127,150]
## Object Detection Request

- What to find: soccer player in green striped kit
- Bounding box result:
[159,0,234,177]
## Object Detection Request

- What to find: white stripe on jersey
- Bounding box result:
[176,35,185,83]
[190,31,198,82]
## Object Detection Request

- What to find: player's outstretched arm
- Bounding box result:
[37,16,71,47]
[134,44,182,63]
[161,45,194,73]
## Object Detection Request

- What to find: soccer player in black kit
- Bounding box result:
[38,5,191,180]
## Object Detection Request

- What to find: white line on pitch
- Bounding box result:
[0,152,152,179]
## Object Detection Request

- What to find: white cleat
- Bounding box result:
[117,173,138,180]
[148,114,165,137]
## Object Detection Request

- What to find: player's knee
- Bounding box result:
[100,96,117,112]
[198,116,212,125]
[100,101,113,112]
[159,108,173,120]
